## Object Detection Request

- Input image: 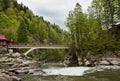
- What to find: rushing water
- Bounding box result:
[21,65,120,81]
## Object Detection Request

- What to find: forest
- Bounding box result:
[0,0,70,62]
[0,0,70,44]
[65,0,120,66]
[0,0,120,64]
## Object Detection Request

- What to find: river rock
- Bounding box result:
[15,70,29,75]
[11,76,21,81]
[0,57,8,63]
[78,57,83,66]
[0,73,21,81]
[0,73,12,81]
[110,60,120,65]
[100,61,110,65]
[0,52,43,80]
[104,58,120,65]
[85,60,92,66]
[11,52,21,58]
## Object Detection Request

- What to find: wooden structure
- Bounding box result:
[110,24,120,40]
[0,34,9,46]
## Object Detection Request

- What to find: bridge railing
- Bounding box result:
[9,42,69,47]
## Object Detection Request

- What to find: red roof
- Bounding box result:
[0,34,6,40]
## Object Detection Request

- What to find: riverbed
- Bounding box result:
[21,65,120,81]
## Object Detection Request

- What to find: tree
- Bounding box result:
[65,3,87,66]
[90,0,120,29]
[0,0,4,11]
[48,25,58,43]
[17,20,29,43]
[29,17,38,35]
[66,3,86,56]
[3,0,10,10]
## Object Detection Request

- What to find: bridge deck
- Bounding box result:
[8,45,69,49]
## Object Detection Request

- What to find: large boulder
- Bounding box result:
[100,61,110,65]
[11,53,21,58]
[85,60,92,66]
[64,53,79,67]
[106,58,120,65]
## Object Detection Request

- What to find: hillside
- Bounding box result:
[0,0,71,44]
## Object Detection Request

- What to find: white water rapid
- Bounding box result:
[43,67,90,76]
[35,65,120,76]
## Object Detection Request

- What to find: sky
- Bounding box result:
[17,0,93,30]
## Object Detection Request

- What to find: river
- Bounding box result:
[21,65,120,81]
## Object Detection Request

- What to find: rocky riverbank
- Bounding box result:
[64,51,120,67]
[0,52,42,81]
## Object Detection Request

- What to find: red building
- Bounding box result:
[0,34,9,46]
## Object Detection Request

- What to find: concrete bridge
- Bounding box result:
[8,45,69,55]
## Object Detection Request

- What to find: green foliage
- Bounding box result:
[66,2,117,58]
[0,11,10,28]
[48,25,58,43]
[0,0,70,62]
[17,20,29,43]
[28,49,66,62]
[0,0,70,45]
[89,0,120,28]
[0,0,4,11]
[66,3,88,56]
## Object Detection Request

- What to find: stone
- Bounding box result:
[105,58,120,65]
[8,49,13,54]
[0,57,8,63]
[11,76,21,81]
[22,68,41,74]
[64,53,79,67]
[100,61,110,65]
[78,57,84,66]
[110,60,120,65]
[0,52,42,80]
[78,61,83,66]
[85,60,91,66]
[15,70,29,75]
[11,53,21,58]
[0,73,12,81]
[18,63,29,67]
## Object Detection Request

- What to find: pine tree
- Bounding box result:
[17,20,29,43]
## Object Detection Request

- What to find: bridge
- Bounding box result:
[8,45,69,55]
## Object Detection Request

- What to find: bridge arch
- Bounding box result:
[8,45,69,55]
[24,47,69,55]
[24,47,36,55]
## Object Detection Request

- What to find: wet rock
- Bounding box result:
[85,60,92,66]
[78,57,84,66]
[107,58,120,65]
[0,73,21,81]
[0,52,43,81]
[3,71,16,76]
[110,60,120,65]
[15,70,29,75]
[100,61,110,65]
[0,73,12,81]
[64,53,79,67]
[0,57,8,63]
[11,76,21,81]
[11,53,21,58]
[28,69,41,74]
